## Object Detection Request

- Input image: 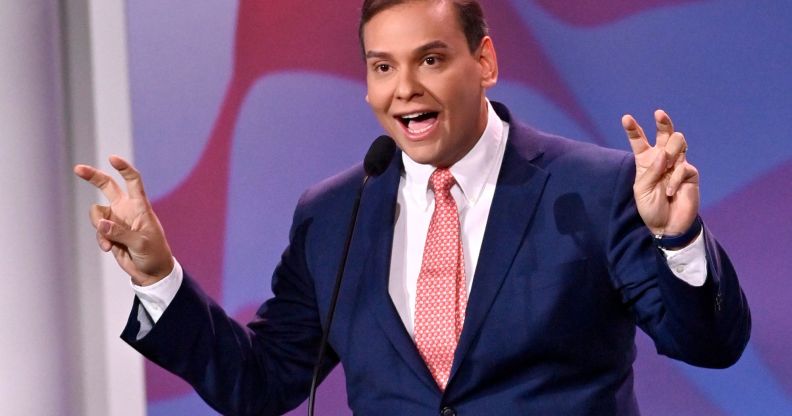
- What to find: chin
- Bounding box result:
[401,148,437,166]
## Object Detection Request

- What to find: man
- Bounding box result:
[75,0,750,414]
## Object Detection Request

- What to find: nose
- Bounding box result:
[395,68,423,101]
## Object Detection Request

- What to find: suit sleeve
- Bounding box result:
[120,195,337,416]
[606,154,751,368]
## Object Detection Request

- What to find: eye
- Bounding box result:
[423,55,443,66]
[374,63,392,73]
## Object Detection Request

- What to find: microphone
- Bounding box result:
[364,135,398,177]
[308,135,396,416]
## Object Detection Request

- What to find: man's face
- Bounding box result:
[362,0,497,168]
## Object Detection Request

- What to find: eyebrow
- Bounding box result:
[365,40,450,60]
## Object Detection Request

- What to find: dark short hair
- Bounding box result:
[359,0,489,57]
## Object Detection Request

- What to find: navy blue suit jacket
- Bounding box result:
[122,103,750,415]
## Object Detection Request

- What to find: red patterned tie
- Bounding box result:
[414,168,468,391]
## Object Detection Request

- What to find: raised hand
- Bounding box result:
[622,110,700,237]
[74,155,173,286]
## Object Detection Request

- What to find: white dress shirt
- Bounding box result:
[134,100,707,326]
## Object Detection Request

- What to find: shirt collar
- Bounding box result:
[402,99,506,209]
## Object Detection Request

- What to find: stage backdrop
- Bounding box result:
[125,1,792,414]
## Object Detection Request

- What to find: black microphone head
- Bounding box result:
[364,135,397,177]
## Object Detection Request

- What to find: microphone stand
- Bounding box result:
[307,174,369,416]
[307,136,394,415]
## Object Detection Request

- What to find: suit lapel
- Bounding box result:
[355,154,440,392]
[449,124,550,383]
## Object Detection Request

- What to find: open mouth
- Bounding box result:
[396,111,439,136]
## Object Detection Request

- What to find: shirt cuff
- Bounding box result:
[660,230,707,287]
[131,258,183,323]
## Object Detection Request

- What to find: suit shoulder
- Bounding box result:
[516,123,632,176]
[296,163,365,215]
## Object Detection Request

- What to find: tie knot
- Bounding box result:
[429,168,456,194]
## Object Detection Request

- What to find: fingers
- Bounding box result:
[89,205,115,251]
[622,114,650,155]
[74,164,122,201]
[667,162,699,197]
[635,149,668,194]
[637,131,690,193]
[97,218,142,251]
[95,230,112,252]
[74,155,149,202]
[89,204,110,227]
[663,129,694,196]
[108,155,147,200]
[624,110,678,154]
[665,131,688,168]
[654,109,674,148]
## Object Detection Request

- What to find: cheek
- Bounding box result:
[365,79,392,110]
[366,94,390,119]
[364,93,396,132]
[427,71,476,107]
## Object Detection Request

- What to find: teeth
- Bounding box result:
[401,112,429,120]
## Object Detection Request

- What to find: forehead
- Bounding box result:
[362,0,466,54]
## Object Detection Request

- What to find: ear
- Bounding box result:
[477,36,498,89]
[365,94,370,104]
